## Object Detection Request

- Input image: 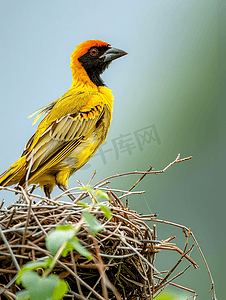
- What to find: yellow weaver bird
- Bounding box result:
[0,40,127,198]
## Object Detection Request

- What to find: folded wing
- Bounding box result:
[21,91,105,184]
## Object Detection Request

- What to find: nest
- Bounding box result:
[0,155,216,300]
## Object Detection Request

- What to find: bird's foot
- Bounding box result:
[57,184,76,201]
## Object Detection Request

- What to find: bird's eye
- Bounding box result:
[90,48,98,56]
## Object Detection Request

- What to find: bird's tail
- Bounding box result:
[0,156,27,187]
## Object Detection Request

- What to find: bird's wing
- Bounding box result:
[23,89,105,179]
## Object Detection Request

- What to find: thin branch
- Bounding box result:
[88,170,97,185]
[154,265,191,297]
[0,228,20,271]
[20,187,33,259]
[70,251,84,297]
[129,166,153,192]
[120,235,159,273]
[94,154,192,187]
[153,218,216,300]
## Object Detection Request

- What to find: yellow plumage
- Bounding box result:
[0,40,127,197]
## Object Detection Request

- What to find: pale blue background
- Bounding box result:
[0,1,224,299]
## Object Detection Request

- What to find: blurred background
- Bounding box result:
[0,0,224,299]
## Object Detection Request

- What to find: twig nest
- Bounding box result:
[0,191,159,299]
[0,184,199,299]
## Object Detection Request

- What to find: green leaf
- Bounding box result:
[55,224,74,231]
[17,271,67,300]
[80,185,95,193]
[26,274,59,300]
[46,226,76,255]
[51,279,69,300]
[20,270,41,288]
[94,190,110,201]
[95,204,112,219]
[16,289,30,300]
[69,237,92,260]
[77,201,89,208]
[155,291,176,299]
[82,210,102,235]
[17,260,51,284]
[60,236,92,259]
[31,275,59,300]
[80,185,110,203]
[61,240,75,257]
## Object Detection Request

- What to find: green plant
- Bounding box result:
[16,186,111,300]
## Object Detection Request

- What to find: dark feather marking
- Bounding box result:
[50,121,59,136]
[0,173,14,186]
[78,45,111,87]
[22,134,35,156]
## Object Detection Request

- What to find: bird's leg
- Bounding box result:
[57,184,76,201]
[44,186,51,199]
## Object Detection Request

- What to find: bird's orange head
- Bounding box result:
[70,39,127,88]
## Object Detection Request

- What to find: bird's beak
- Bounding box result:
[100,46,127,62]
